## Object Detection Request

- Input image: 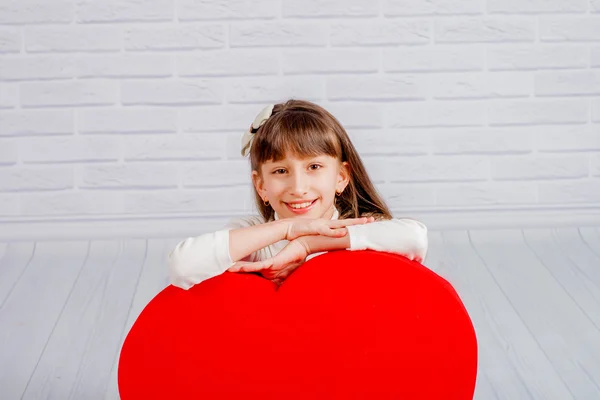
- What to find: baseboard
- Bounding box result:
[1,205,600,241]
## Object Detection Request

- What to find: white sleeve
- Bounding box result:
[167,215,260,290]
[167,230,233,290]
[345,218,429,264]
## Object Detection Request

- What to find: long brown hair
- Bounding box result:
[247,99,393,222]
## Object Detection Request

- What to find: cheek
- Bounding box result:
[265,180,285,196]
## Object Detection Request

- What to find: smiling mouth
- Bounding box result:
[285,199,317,209]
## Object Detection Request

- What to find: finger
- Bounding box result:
[329,217,368,228]
[320,227,347,237]
[330,228,347,236]
[230,261,270,273]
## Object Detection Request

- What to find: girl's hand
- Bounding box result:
[227,239,310,286]
[285,216,374,241]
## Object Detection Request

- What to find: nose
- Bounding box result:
[289,171,309,196]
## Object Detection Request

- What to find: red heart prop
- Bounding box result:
[118,250,477,399]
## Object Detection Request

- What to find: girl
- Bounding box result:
[168,100,428,289]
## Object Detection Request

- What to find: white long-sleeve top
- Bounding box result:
[168,208,428,290]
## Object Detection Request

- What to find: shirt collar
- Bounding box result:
[274,207,339,221]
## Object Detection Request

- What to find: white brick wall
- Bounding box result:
[0,0,599,237]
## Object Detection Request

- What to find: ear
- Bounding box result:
[252,170,267,198]
[337,161,350,192]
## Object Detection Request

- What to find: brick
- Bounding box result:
[226,77,324,103]
[436,182,537,206]
[431,72,533,99]
[0,83,18,108]
[384,46,484,72]
[19,136,120,164]
[75,0,173,22]
[488,0,588,13]
[385,101,485,127]
[487,44,588,70]
[361,158,388,183]
[539,179,600,203]
[24,26,121,53]
[387,156,489,182]
[593,0,600,12]
[0,55,76,81]
[535,70,600,96]
[78,108,176,134]
[592,46,600,67]
[180,105,259,132]
[0,29,21,53]
[123,133,225,161]
[593,99,600,122]
[0,194,19,216]
[380,184,436,208]
[230,22,328,47]
[591,154,600,176]
[182,160,249,187]
[124,25,224,51]
[20,191,124,215]
[488,99,588,125]
[384,0,484,15]
[331,20,430,46]
[283,49,379,74]
[178,50,278,77]
[21,81,118,107]
[78,163,178,189]
[327,75,428,101]
[431,127,533,154]
[122,80,223,105]
[0,140,17,165]
[77,54,171,78]
[491,154,588,180]
[537,125,600,152]
[539,17,600,41]
[349,129,430,156]
[0,166,73,192]
[435,17,534,43]
[123,187,251,213]
[283,0,378,17]
[0,110,73,136]
[177,0,277,21]
[226,133,249,159]
[0,0,73,24]
[323,103,383,129]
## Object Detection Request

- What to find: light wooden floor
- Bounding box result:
[1,228,600,400]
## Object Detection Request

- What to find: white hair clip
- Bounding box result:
[241,104,274,157]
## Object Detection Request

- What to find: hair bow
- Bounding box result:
[241,104,274,157]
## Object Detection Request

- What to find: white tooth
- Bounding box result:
[290,201,312,209]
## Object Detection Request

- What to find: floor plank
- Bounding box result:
[425,232,502,400]
[439,230,569,400]
[578,227,600,256]
[470,229,600,400]
[21,240,147,400]
[554,228,600,292]
[0,241,89,399]
[0,242,35,310]
[0,243,8,260]
[104,238,176,400]
[523,229,600,331]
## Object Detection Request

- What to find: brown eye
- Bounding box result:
[310,164,322,170]
[273,169,286,174]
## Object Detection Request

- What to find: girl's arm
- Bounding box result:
[168,219,289,290]
[301,218,428,264]
[228,220,288,263]
[169,216,372,290]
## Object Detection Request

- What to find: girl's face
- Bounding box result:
[253,154,349,220]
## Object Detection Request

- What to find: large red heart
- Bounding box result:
[118,250,477,399]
